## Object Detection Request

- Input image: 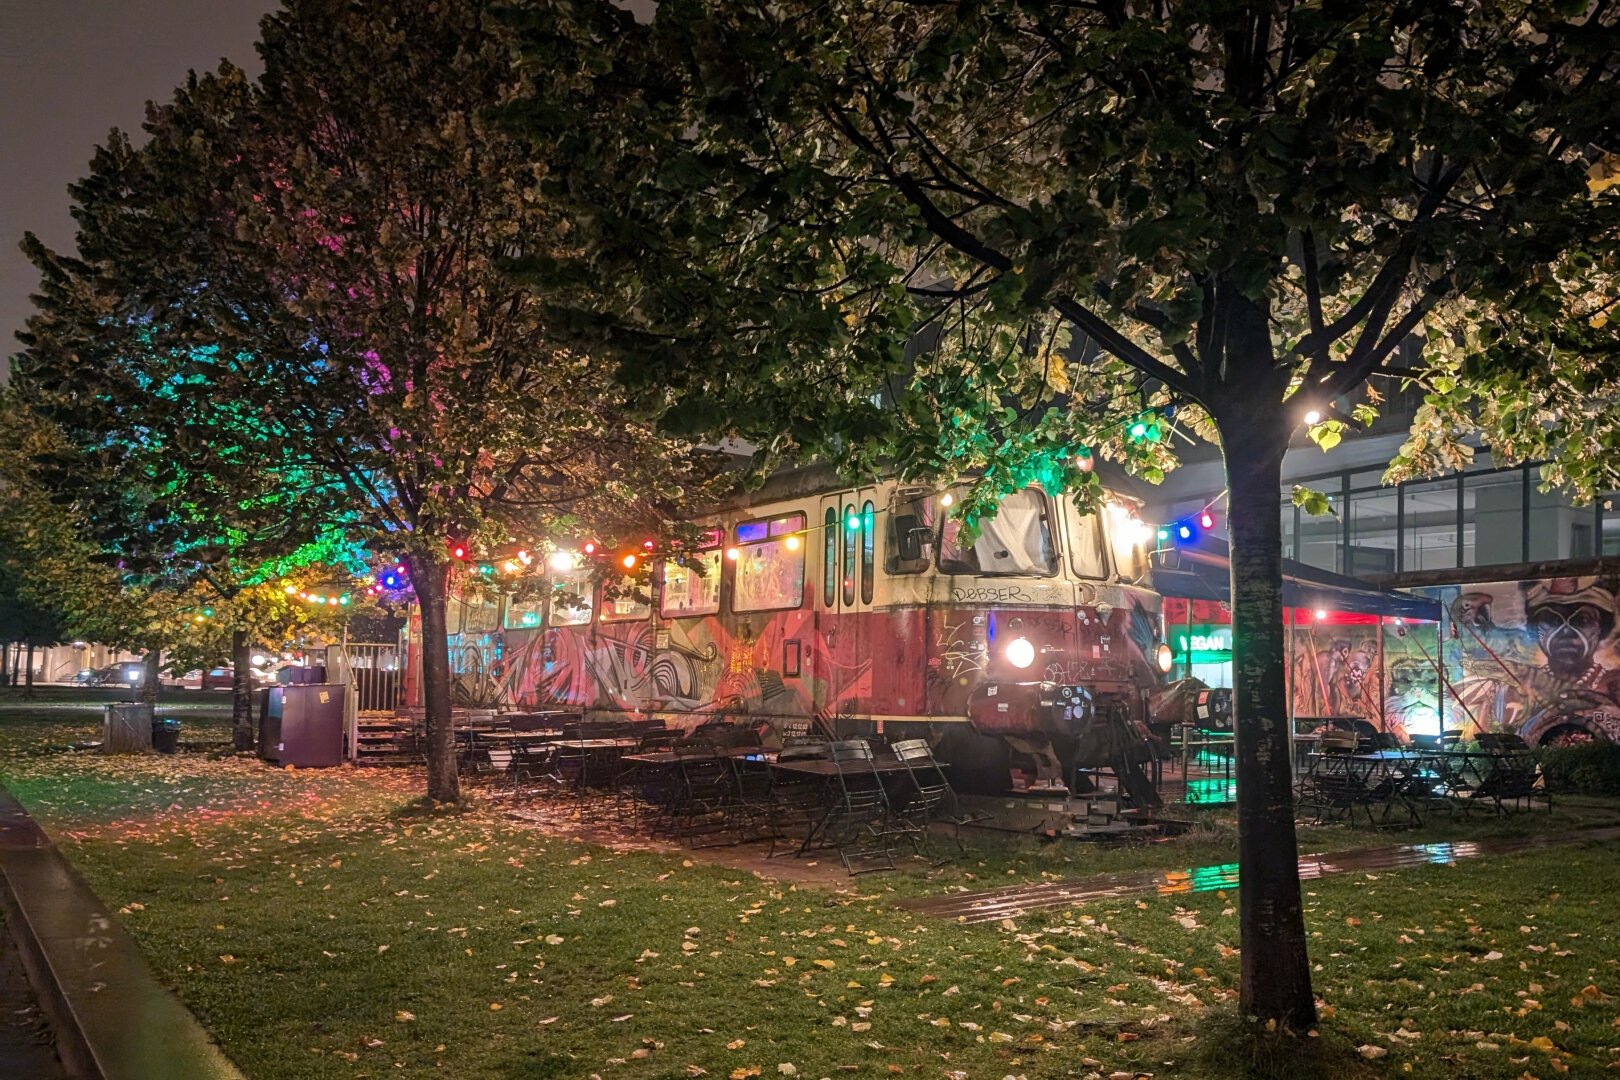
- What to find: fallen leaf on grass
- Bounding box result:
[1358,1045,1387,1060]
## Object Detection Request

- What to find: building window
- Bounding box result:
[1294,489,1342,574]
[1400,478,1460,572]
[1345,489,1398,577]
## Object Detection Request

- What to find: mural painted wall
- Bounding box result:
[1416,576,1620,746]
[441,587,1164,732]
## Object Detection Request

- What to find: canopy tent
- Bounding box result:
[1150,539,1442,622]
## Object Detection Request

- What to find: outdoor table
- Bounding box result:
[622,747,776,767]
[477,730,562,744]
[769,754,924,778]
[551,737,642,793]
[1303,749,1425,827]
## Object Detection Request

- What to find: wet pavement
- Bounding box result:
[902,825,1620,923]
[0,909,64,1079]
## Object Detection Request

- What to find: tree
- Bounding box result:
[508,0,1620,1026]
[14,0,724,801]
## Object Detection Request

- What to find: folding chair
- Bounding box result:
[889,739,953,857]
[671,752,736,846]
[484,746,520,794]
[511,742,562,795]
[824,740,899,874]
[765,744,832,858]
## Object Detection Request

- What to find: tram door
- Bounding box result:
[815,488,879,725]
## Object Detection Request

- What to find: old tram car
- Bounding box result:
[429,469,1172,801]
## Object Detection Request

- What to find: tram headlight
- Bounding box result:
[1156,642,1174,673]
[1005,637,1036,669]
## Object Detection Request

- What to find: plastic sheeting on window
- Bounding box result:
[940,489,1055,575]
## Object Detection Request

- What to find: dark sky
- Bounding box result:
[0,0,275,379]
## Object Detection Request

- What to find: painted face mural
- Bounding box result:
[1423,576,1620,745]
[1526,599,1613,679]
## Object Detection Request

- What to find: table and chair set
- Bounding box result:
[1296,722,1550,828]
[460,716,969,874]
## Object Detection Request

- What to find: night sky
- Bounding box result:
[0,0,275,379]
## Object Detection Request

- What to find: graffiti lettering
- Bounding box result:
[951,585,1031,603]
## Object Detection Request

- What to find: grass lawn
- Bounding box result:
[2,701,1618,1079]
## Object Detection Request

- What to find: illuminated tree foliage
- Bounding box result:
[508,0,1620,1026]
[14,0,723,799]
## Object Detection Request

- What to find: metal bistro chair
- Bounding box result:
[484,745,520,794]
[1299,728,1366,824]
[511,741,563,796]
[888,739,952,857]
[1470,734,1551,814]
[723,752,776,841]
[824,739,899,874]
[896,738,991,851]
[671,751,737,847]
[766,743,832,858]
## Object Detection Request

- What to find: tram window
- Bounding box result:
[733,512,807,612]
[505,598,544,629]
[550,567,594,626]
[1070,507,1108,579]
[602,574,651,622]
[660,549,721,617]
[842,503,858,605]
[823,507,838,607]
[886,488,934,574]
[860,500,876,603]
[453,595,499,634]
[938,488,1057,575]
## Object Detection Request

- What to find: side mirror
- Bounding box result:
[894,514,924,562]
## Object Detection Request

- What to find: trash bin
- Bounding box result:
[152,716,181,755]
[103,703,155,754]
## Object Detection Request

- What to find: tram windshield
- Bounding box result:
[939,488,1057,575]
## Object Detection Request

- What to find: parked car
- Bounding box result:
[93,663,145,687]
[200,666,277,691]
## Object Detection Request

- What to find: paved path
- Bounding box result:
[901,825,1620,924]
[0,785,243,1080]
[0,908,63,1078]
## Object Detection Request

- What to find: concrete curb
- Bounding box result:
[0,786,243,1080]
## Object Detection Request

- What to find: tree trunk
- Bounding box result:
[231,629,255,752]
[23,642,35,697]
[1218,413,1317,1029]
[142,650,160,707]
[409,556,460,804]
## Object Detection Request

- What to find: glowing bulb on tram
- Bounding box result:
[1156,643,1174,673]
[1005,637,1036,668]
